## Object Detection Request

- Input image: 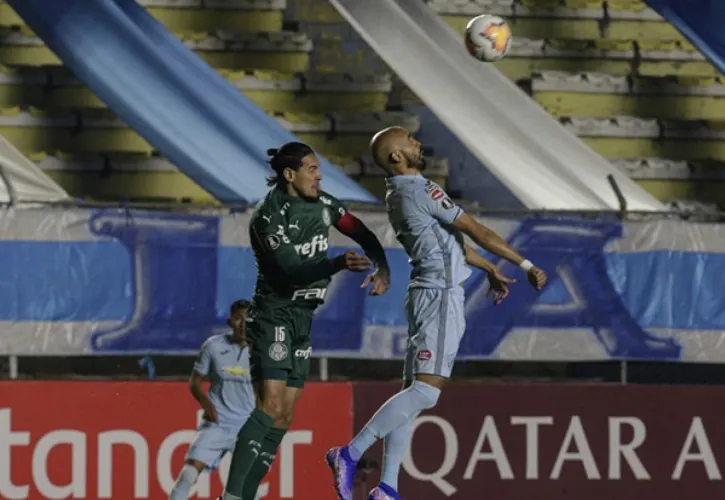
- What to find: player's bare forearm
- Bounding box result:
[335,214,389,272]
[463,244,499,273]
[453,212,525,266]
[189,372,211,407]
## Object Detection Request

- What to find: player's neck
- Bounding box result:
[390,167,422,177]
[228,332,246,346]
[282,184,299,198]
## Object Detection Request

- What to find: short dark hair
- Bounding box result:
[265,142,315,187]
[230,299,251,314]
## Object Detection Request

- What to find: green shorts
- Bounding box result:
[246,303,314,388]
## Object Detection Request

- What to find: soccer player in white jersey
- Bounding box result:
[170,300,256,500]
[326,126,548,500]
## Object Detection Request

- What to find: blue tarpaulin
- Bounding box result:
[6,0,377,204]
[2,207,725,363]
[646,0,725,74]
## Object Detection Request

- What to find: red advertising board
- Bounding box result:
[0,381,352,500]
[353,381,725,499]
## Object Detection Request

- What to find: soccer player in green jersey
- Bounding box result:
[220,142,391,500]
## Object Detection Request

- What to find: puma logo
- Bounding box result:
[220,349,230,355]
[288,220,300,231]
[261,214,272,223]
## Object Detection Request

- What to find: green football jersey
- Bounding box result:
[249,186,349,308]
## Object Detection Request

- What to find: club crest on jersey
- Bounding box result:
[322,207,331,226]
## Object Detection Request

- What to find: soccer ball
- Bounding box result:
[464,14,512,62]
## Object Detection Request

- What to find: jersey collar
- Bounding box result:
[385,173,425,188]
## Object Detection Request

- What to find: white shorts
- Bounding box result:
[186,421,238,471]
[403,286,466,380]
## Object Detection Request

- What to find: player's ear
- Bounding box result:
[283,167,295,183]
[389,150,403,164]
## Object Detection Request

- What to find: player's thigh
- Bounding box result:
[403,287,465,380]
[247,309,293,384]
[186,422,233,471]
[287,309,314,390]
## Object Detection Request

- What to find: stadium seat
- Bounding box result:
[561,115,725,162]
[531,71,725,120]
[142,0,286,32]
[12,66,391,113]
[0,107,154,154]
[31,151,219,203]
[0,0,286,32]
[0,27,60,66]
[0,64,43,107]
[179,30,313,72]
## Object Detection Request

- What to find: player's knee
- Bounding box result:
[274,411,294,429]
[410,380,441,410]
[261,397,285,421]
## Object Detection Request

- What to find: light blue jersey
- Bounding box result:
[385,174,472,289]
[193,334,254,429]
[386,174,472,379]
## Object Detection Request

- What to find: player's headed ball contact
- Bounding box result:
[464,14,513,62]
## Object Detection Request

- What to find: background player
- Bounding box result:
[170,300,254,500]
[220,142,391,500]
[326,126,548,500]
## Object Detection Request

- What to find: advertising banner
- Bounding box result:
[353,381,725,499]
[0,381,352,500]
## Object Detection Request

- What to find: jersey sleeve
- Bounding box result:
[318,191,349,226]
[418,182,463,225]
[193,339,213,376]
[250,210,336,285]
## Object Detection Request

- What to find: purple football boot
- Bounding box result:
[325,446,357,500]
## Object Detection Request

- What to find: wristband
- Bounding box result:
[519,259,534,272]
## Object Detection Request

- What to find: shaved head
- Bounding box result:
[369,126,425,175]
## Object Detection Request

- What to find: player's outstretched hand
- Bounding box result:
[202,401,219,423]
[527,266,547,291]
[340,250,372,273]
[361,266,391,296]
[486,269,516,305]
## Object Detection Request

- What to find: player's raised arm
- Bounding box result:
[419,184,546,290]
[454,211,546,290]
[250,211,370,285]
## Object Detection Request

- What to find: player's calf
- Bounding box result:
[326,381,440,500]
[169,461,204,500]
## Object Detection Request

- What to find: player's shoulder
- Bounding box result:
[317,190,341,207]
[200,334,226,351]
[422,178,447,196]
[251,190,282,225]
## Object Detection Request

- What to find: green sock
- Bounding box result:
[242,427,287,500]
[225,409,274,497]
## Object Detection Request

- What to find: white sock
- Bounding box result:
[169,464,199,500]
[222,493,242,500]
